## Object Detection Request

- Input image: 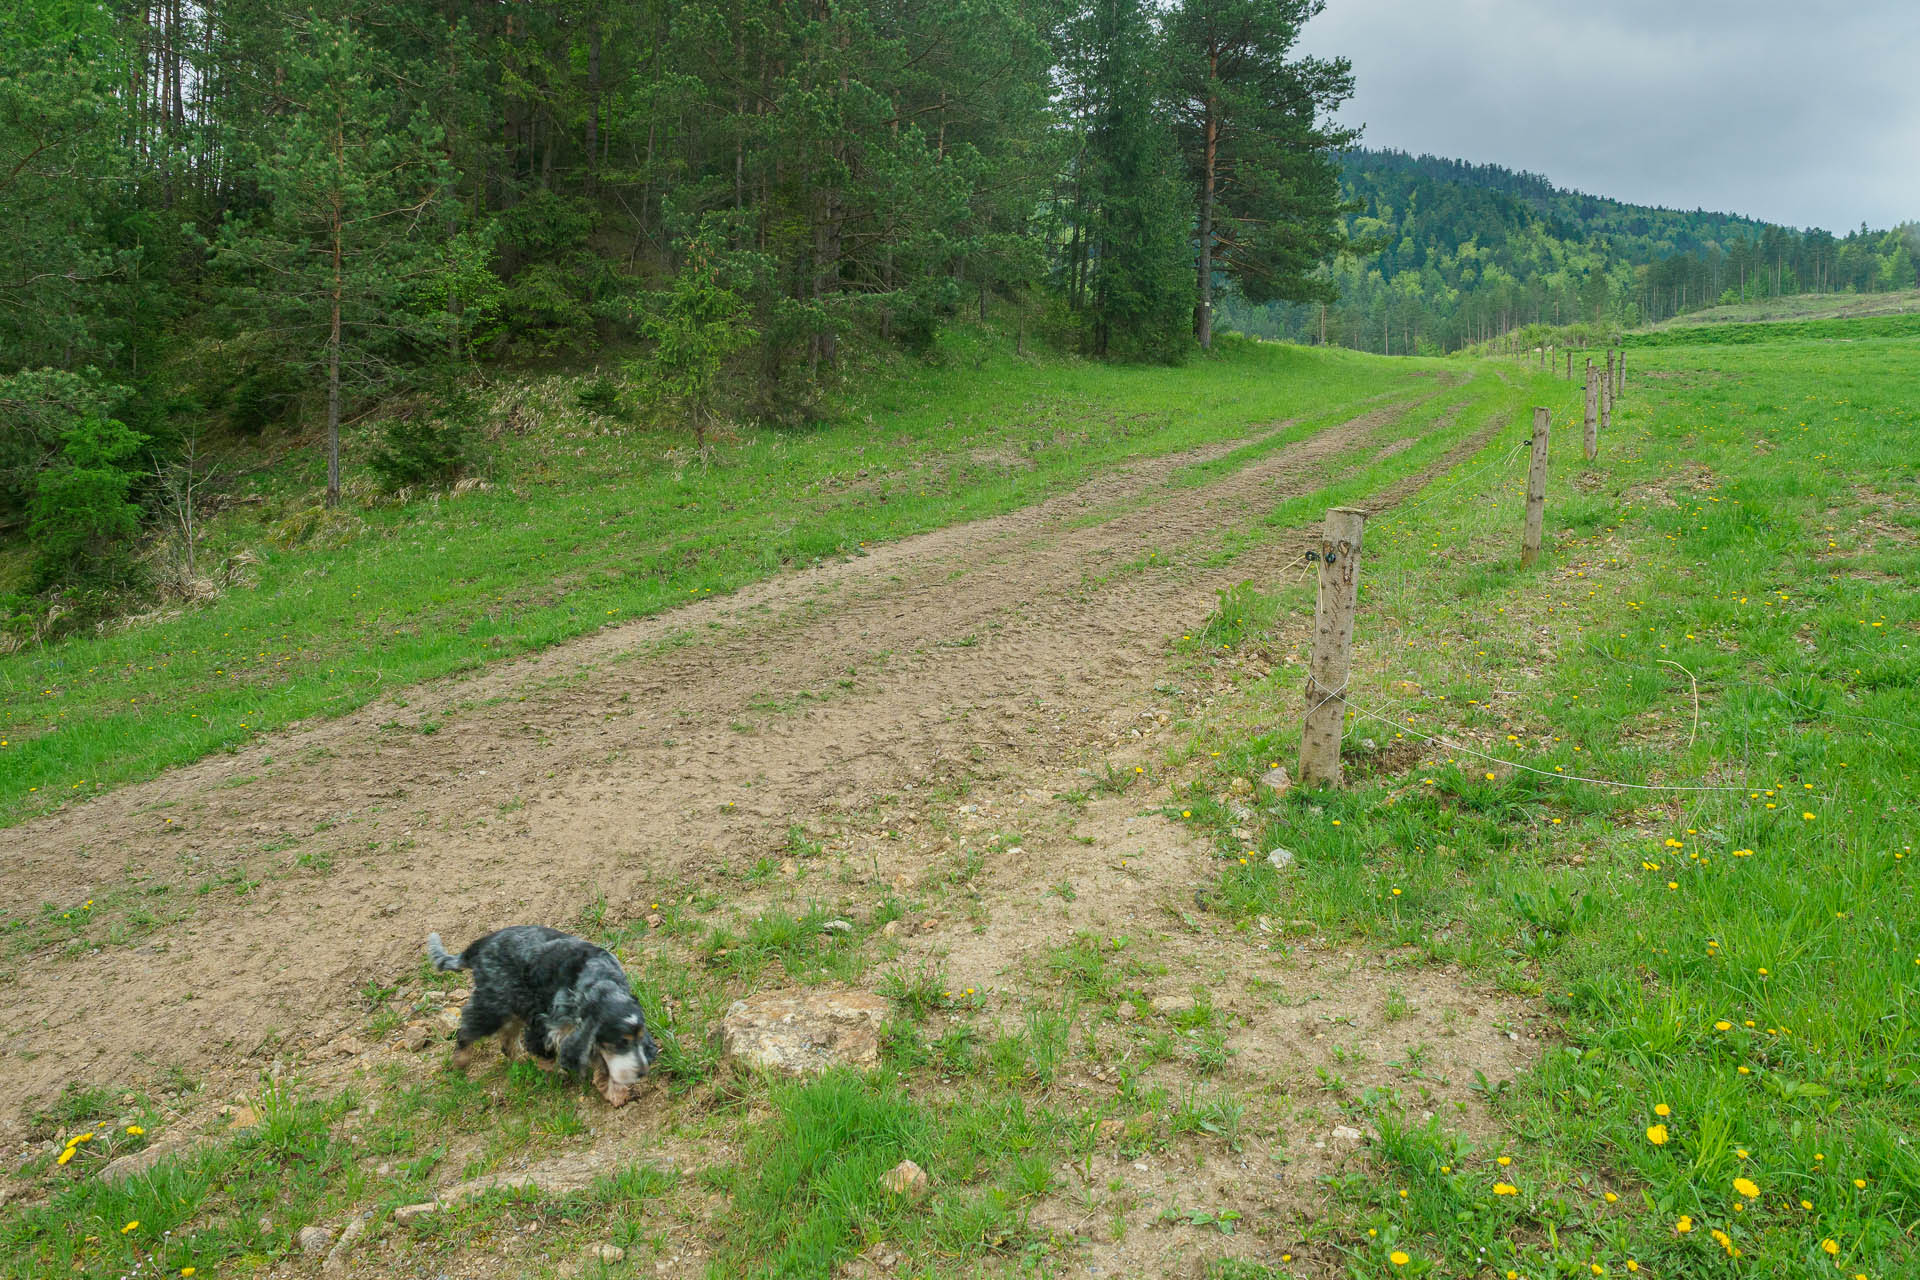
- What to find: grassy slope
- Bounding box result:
[1649,288,1920,328]
[1167,322,1919,1276]
[0,331,1420,827]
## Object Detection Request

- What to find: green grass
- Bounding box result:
[1172,319,1920,1276]
[0,328,1426,828]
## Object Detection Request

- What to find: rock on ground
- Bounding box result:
[713,989,889,1075]
[881,1159,929,1200]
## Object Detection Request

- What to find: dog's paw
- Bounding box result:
[591,1061,635,1107]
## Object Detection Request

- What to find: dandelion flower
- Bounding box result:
[1853,1178,1866,1189]
[1497,1155,1512,1166]
[1494,1182,1518,1195]
[1390,1252,1410,1266]
[1733,1177,1759,1198]
[122,1221,139,1233]
[1674,1215,1693,1233]
[1604,1191,1619,1203]
[1822,1240,1840,1256]
[126,1125,144,1136]
[1654,1103,1671,1117]
[1646,1124,1669,1145]
[1714,1020,1732,1031]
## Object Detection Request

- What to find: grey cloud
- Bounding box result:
[1298,0,1920,230]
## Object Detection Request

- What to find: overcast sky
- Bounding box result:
[1297,0,1920,233]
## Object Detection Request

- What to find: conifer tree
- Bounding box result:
[215,11,453,507]
[1166,0,1359,347]
[1061,0,1194,362]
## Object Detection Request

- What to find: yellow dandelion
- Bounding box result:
[1674,1215,1693,1233]
[1390,1252,1410,1267]
[1494,1182,1518,1196]
[1733,1177,1759,1198]
[122,1221,139,1234]
[1853,1178,1866,1189]
[1822,1239,1839,1256]
[1646,1124,1669,1145]
[1653,1103,1671,1117]
[1714,1020,1732,1031]
[1604,1191,1618,1203]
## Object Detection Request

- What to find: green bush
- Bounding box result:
[28,415,148,589]
[575,375,622,417]
[368,405,479,493]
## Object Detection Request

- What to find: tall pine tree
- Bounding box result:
[215,11,453,507]
[1166,0,1359,347]
[1060,0,1194,362]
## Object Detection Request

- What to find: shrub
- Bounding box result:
[368,395,481,493]
[575,375,622,417]
[28,414,148,588]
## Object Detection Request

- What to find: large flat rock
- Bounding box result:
[713,989,889,1075]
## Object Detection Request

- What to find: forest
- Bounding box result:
[1223,148,1920,353]
[1,0,1354,626]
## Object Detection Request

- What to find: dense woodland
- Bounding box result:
[1223,149,1920,353]
[3,0,1357,619]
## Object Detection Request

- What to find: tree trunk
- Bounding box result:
[326,124,344,510]
[1194,100,1216,347]
[585,5,601,197]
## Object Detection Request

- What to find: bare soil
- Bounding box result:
[1,395,1543,1276]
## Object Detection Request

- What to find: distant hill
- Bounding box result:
[1220,148,1919,353]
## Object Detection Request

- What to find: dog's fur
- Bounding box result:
[427,926,657,1088]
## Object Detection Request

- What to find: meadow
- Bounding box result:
[1,317,1915,1280]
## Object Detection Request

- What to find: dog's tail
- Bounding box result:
[426,933,467,972]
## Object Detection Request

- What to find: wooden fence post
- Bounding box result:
[1615,349,1625,399]
[1521,408,1550,567]
[1299,506,1367,789]
[1566,349,1573,380]
[1601,361,1613,436]
[1583,358,1597,457]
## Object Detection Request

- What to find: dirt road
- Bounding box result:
[0,387,1515,1145]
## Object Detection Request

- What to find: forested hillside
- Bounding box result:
[3,0,1356,632]
[1221,148,1920,352]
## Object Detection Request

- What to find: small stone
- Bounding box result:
[595,1244,626,1263]
[1227,777,1253,798]
[1260,766,1293,797]
[779,858,797,876]
[297,1226,334,1255]
[645,912,663,928]
[881,1160,929,1200]
[375,1163,392,1178]
[1266,847,1296,870]
[393,1202,440,1226]
[330,1034,365,1059]
[821,919,854,934]
[1149,994,1189,1016]
[223,1103,260,1130]
[1331,1125,1363,1146]
[399,1025,431,1052]
[1114,1004,1138,1022]
[880,920,900,939]
[321,1214,369,1274]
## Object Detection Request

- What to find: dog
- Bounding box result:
[427,925,658,1103]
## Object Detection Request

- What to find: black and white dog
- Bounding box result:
[427,926,658,1096]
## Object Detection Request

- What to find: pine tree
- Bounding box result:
[1165,0,1359,347]
[215,11,453,507]
[1061,0,1194,362]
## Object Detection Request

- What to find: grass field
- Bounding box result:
[1166,324,1920,1276]
[2,317,1916,1279]
[1648,288,1920,328]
